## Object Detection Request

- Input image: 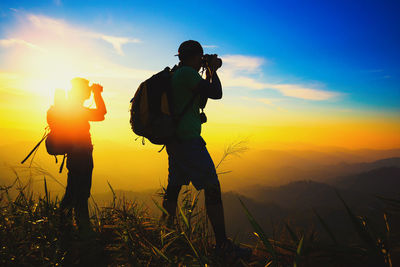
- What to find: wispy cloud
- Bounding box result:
[242,96,279,106]
[0,12,153,98]
[0,38,44,51]
[94,35,140,55]
[222,55,265,73]
[241,96,288,112]
[220,54,340,101]
[27,14,140,55]
[265,83,338,100]
[203,45,218,49]
[1,13,340,102]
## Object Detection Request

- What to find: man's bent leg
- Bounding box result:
[162,184,182,223]
[204,182,227,247]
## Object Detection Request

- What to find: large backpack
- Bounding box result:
[21,89,69,172]
[45,105,71,156]
[129,66,197,145]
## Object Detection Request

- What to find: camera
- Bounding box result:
[202,54,222,69]
[90,83,103,93]
[200,111,207,124]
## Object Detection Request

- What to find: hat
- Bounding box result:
[176,40,203,60]
[71,77,89,88]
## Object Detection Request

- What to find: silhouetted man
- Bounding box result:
[48,78,106,235]
[162,41,250,257]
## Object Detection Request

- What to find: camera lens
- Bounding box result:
[215,58,222,68]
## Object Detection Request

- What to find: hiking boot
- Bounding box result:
[214,239,252,261]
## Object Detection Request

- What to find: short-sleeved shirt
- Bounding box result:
[171,66,203,140]
[47,103,93,150]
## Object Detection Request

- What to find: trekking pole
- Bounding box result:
[21,128,49,164]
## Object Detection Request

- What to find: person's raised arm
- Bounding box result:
[87,83,107,121]
[194,57,222,99]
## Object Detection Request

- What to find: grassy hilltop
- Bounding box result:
[1,173,399,266]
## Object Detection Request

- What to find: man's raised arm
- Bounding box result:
[88,83,107,121]
[194,55,223,100]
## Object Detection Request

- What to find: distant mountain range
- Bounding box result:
[240,163,400,206]
[224,165,400,243]
[88,161,400,244]
[231,156,400,187]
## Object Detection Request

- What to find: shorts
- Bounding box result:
[166,137,219,190]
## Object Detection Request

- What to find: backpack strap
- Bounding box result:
[59,154,67,173]
[21,128,49,164]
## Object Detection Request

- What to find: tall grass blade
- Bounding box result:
[239,197,277,266]
[376,195,400,211]
[182,231,204,265]
[43,176,49,207]
[383,213,393,267]
[335,190,377,252]
[285,223,299,243]
[107,180,116,208]
[152,197,168,216]
[178,205,189,229]
[148,242,171,263]
[313,208,338,245]
[294,235,304,267]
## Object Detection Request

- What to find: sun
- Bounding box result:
[15,47,88,106]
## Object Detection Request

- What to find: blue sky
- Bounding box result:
[0,0,399,134]
[1,0,399,113]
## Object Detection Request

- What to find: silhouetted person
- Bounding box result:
[48,78,106,236]
[162,40,250,258]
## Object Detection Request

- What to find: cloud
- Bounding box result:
[1,13,339,101]
[203,45,218,49]
[27,14,140,55]
[241,96,288,112]
[0,12,154,99]
[242,96,277,106]
[220,54,339,101]
[265,84,339,100]
[222,55,265,72]
[255,98,275,105]
[0,38,44,51]
[95,35,140,55]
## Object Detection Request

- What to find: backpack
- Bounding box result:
[21,89,69,172]
[130,66,197,145]
[45,105,71,156]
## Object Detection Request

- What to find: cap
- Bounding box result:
[176,40,203,60]
[71,77,89,88]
